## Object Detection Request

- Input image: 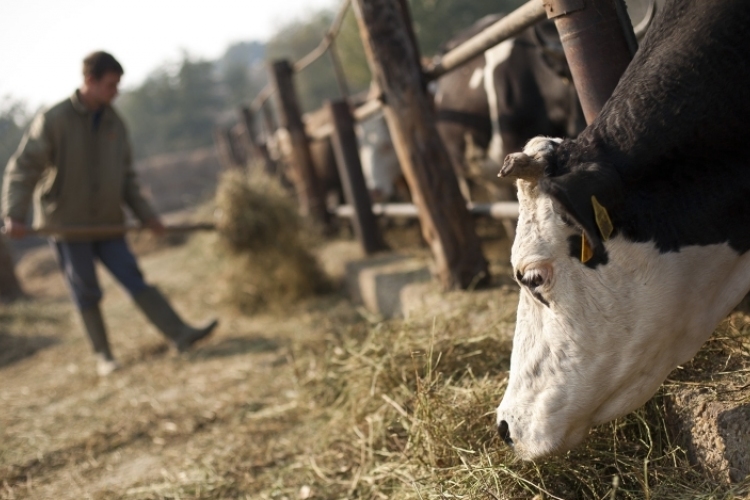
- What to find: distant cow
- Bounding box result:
[269,97,407,212]
[433,3,654,202]
[434,15,585,204]
[495,0,750,460]
[355,108,406,203]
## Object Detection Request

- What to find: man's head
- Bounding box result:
[80,51,123,109]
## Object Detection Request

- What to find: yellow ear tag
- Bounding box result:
[591,195,613,241]
[581,232,593,263]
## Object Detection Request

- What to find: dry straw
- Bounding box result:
[264,292,750,499]
[214,168,330,313]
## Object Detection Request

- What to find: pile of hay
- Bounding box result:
[214,169,330,314]
[243,285,750,498]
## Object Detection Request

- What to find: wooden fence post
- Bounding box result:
[351,0,489,290]
[213,125,240,170]
[229,124,248,166]
[260,103,277,143]
[268,60,329,226]
[327,100,387,255]
[238,106,276,174]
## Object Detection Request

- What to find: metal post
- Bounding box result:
[544,0,635,123]
[327,100,387,255]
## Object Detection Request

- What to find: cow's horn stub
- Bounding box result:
[499,153,545,180]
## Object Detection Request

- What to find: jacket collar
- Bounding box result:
[70,90,90,115]
[70,89,111,117]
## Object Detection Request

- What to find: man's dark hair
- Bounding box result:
[82,51,124,80]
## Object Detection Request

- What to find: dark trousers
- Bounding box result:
[52,237,149,310]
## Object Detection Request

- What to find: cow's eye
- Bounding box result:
[517,265,552,290]
[516,264,553,307]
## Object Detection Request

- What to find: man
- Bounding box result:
[2,51,218,376]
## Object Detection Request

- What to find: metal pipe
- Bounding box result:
[353,98,383,122]
[425,0,547,81]
[547,0,635,123]
[335,202,519,220]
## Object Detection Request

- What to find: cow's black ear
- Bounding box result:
[539,162,624,254]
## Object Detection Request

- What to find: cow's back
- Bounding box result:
[584,0,750,176]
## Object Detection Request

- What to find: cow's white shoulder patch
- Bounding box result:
[484,39,516,164]
[469,67,484,89]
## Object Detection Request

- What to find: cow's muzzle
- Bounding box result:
[497,419,514,446]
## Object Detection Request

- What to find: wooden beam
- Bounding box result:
[213,125,240,170]
[352,0,489,290]
[268,59,329,226]
[327,100,387,255]
[239,106,276,174]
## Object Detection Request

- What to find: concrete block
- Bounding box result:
[345,254,432,318]
[666,388,750,483]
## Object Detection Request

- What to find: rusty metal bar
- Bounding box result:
[546,0,635,123]
[425,0,547,81]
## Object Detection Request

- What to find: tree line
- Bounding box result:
[1,0,524,169]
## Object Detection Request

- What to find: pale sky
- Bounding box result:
[0,0,336,111]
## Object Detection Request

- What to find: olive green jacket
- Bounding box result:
[1,91,156,240]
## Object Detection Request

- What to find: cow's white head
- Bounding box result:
[495,136,750,460]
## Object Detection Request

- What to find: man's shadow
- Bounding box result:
[196,334,281,359]
[0,332,58,369]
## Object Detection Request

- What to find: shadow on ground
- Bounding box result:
[196,335,281,359]
[0,332,59,369]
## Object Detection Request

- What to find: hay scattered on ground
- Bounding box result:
[243,286,750,499]
[214,169,330,314]
[2,223,750,498]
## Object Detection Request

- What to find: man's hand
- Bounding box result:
[3,217,28,239]
[145,217,165,237]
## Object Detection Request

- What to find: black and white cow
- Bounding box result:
[433,15,585,203]
[496,0,750,460]
[434,2,655,203]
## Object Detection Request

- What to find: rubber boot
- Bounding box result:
[133,286,218,352]
[79,306,120,376]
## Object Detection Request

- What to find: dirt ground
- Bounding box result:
[1,211,749,498]
[2,229,331,499]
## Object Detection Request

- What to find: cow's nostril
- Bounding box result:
[498,420,513,446]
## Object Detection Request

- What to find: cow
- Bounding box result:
[268,92,408,213]
[494,0,750,460]
[433,15,586,206]
[433,3,654,240]
[356,109,405,203]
